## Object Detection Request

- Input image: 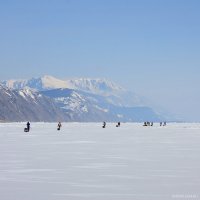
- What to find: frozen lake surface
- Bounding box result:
[0,123,200,200]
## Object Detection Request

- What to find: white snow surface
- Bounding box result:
[0,123,200,200]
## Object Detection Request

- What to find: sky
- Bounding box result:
[0,0,200,121]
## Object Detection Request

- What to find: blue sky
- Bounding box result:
[0,0,200,121]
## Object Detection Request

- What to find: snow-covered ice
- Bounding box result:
[0,123,200,200]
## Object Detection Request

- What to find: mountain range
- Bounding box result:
[0,75,165,122]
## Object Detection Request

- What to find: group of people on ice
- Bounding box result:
[160,122,167,126]
[24,120,167,132]
[143,121,167,127]
[102,121,121,128]
[24,121,122,132]
[24,121,63,132]
[143,121,154,126]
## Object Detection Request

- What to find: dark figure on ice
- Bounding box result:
[163,122,167,126]
[160,122,162,126]
[151,122,153,126]
[57,122,62,131]
[143,122,147,126]
[102,121,106,128]
[116,122,121,127]
[24,121,30,132]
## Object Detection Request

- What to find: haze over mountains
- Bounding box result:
[0,75,166,122]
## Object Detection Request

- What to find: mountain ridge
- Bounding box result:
[1,75,147,107]
[0,75,168,122]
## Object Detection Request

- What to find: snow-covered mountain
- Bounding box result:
[2,75,124,93]
[1,75,68,91]
[0,75,167,122]
[42,88,163,122]
[65,78,125,94]
[42,88,113,121]
[1,75,146,107]
[65,78,147,107]
[0,84,68,122]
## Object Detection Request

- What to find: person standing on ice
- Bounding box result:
[116,122,121,127]
[57,122,62,131]
[102,121,106,128]
[27,121,30,132]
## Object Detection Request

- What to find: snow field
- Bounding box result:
[0,123,200,200]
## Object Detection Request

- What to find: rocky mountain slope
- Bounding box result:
[0,84,68,122]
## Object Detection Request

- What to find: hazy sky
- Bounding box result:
[0,0,200,121]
